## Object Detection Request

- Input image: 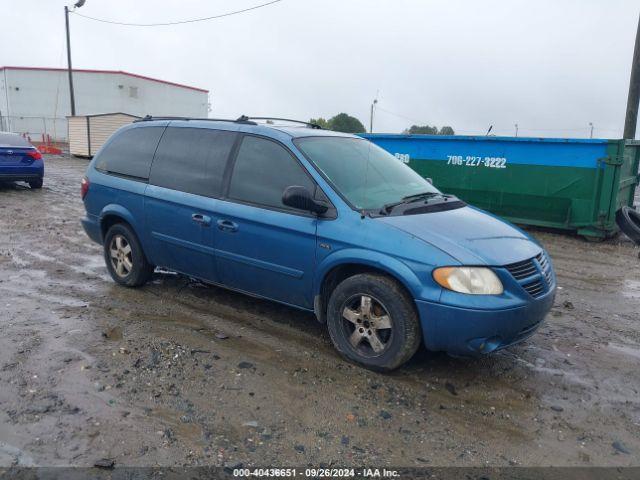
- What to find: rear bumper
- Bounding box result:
[0,173,43,181]
[0,162,44,182]
[81,214,102,244]
[416,287,555,356]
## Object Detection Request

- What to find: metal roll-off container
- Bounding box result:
[360,134,640,240]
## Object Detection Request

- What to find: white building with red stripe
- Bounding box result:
[0,66,210,142]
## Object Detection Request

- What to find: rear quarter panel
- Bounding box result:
[84,169,147,246]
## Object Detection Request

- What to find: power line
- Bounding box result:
[70,0,283,27]
[376,106,478,132]
[376,106,430,126]
[519,126,590,132]
[376,106,621,136]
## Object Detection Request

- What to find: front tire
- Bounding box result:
[103,223,153,287]
[326,273,421,371]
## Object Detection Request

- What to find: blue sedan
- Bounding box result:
[0,132,44,189]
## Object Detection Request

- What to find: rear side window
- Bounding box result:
[149,127,237,197]
[228,135,315,210]
[95,127,163,179]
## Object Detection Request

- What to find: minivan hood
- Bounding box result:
[377,206,541,265]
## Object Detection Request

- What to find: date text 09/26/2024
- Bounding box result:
[232,468,400,477]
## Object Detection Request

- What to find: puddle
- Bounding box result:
[8,252,29,268]
[608,342,640,360]
[6,269,48,281]
[621,279,640,300]
[148,407,205,448]
[0,285,88,308]
[0,442,35,467]
[23,251,58,263]
[14,246,110,282]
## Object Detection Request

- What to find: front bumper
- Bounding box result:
[416,286,555,356]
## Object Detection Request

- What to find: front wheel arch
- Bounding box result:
[315,260,420,325]
[325,272,422,371]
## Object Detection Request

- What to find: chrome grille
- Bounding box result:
[523,279,545,298]
[504,251,553,298]
[536,252,553,285]
[505,258,537,280]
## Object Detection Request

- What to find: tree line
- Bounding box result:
[309,113,454,135]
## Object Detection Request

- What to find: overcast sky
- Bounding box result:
[3,0,639,137]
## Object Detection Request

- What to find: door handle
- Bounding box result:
[217,219,239,233]
[191,213,212,226]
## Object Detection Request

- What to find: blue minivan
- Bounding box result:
[81,117,556,370]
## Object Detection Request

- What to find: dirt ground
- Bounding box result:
[0,154,639,468]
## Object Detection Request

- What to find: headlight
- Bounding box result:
[433,267,503,295]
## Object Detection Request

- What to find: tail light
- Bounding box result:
[81,176,90,200]
[27,149,43,160]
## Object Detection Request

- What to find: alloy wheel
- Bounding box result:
[341,294,393,356]
[109,234,133,278]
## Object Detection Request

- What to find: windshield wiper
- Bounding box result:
[380,192,441,215]
[401,191,441,202]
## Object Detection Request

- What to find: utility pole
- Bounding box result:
[514,123,518,137]
[624,12,640,139]
[589,122,594,139]
[64,1,85,117]
[64,6,76,116]
[369,98,378,133]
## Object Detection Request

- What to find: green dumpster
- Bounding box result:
[360,134,640,240]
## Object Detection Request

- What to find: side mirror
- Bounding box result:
[282,186,328,215]
[426,177,433,184]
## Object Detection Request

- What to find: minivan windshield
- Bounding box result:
[294,136,440,211]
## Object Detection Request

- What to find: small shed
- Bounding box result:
[67,113,140,157]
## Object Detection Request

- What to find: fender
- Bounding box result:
[313,248,440,303]
[99,203,143,241]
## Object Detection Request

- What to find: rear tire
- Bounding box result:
[326,273,421,371]
[103,223,153,287]
[29,178,43,189]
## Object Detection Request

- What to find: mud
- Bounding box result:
[0,154,639,467]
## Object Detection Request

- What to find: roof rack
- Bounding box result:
[134,115,257,125]
[247,117,322,129]
[134,115,321,129]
